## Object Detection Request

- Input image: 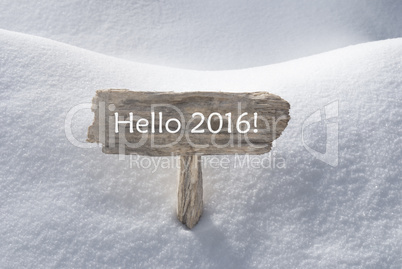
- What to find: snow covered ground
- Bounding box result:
[2,0,402,69]
[0,1,401,268]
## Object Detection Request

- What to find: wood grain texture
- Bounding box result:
[87,89,290,229]
[87,89,290,156]
[177,155,203,229]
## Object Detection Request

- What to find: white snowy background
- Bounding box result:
[0,1,401,268]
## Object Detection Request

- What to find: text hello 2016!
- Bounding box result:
[114,111,259,134]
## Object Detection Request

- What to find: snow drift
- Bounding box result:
[1,0,402,69]
[0,28,401,268]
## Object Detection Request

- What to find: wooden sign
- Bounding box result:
[87,89,290,228]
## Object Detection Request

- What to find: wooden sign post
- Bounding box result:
[88,89,290,228]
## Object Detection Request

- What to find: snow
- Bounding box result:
[0,1,402,268]
[1,0,402,69]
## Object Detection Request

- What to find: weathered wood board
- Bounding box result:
[87,89,290,156]
[87,89,290,229]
